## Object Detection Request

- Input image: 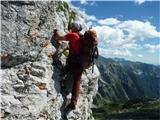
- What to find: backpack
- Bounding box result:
[80,29,99,70]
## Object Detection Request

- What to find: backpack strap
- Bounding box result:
[94,46,99,59]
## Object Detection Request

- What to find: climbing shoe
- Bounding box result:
[65,103,76,110]
[62,103,76,119]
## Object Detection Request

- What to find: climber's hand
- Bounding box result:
[54,29,58,34]
[53,29,58,38]
[53,29,64,41]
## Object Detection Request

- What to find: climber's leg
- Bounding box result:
[71,66,83,108]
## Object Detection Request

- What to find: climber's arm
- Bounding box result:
[54,29,78,42]
[53,29,65,42]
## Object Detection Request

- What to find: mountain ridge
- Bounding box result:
[98,56,159,67]
[95,55,160,103]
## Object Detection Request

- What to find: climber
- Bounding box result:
[54,22,83,110]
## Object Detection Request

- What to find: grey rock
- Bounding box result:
[1,1,100,120]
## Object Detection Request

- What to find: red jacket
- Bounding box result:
[64,32,81,55]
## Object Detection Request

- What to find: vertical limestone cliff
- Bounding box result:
[1,1,100,120]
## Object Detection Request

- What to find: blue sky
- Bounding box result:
[71,0,160,65]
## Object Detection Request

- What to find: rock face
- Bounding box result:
[1,1,100,120]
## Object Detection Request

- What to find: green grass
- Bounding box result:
[57,1,70,12]
[56,1,76,31]
[93,98,160,120]
[93,98,122,119]
[126,101,160,113]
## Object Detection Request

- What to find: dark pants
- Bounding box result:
[66,55,83,106]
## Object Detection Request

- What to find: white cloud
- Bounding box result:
[77,10,97,22]
[84,14,97,21]
[80,0,88,5]
[92,18,160,58]
[79,0,97,6]
[137,54,143,58]
[90,1,96,6]
[86,21,93,26]
[99,48,132,57]
[112,49,132,57]
[94,20,160,46]
[118,20,160,41]
[98,18,120,25]
[122,43,141,49]
[135,0,145,5]
[144,44,160,53]
[93,25,125,46]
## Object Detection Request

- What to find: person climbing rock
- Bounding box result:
[54,22,83,110]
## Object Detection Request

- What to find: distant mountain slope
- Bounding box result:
[95,56,160,103]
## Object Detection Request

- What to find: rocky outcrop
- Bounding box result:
[1,1,68,68]
[1,1,100,120]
